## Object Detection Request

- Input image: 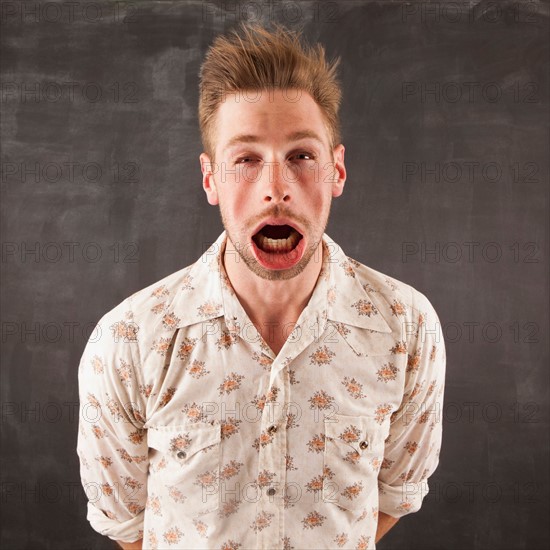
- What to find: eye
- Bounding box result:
[235,156,259,165]
[289,152,315,161]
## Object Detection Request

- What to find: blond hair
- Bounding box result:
[198,22,342,161]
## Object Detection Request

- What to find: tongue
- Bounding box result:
[261,225,293,239]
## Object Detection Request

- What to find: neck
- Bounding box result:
[222,235,324,329]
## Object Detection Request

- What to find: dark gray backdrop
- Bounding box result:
[1,0,548,548]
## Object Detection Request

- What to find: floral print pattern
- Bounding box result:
[77,230,446,549]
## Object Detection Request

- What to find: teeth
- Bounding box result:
[255,230,301,253]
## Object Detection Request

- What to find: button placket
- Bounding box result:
[255,372,288,549]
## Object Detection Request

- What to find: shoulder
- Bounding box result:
[349,256,441,324]
[94,262,196,342]
[348,256,446,368]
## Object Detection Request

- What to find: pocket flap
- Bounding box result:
[148,422,221,461]
[324,413,390,453]
[332,323,399,358]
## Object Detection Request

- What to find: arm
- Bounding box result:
[76,299,148,544]
[116,539,143,550]
[375,512,399,543]
[377,290,446,518]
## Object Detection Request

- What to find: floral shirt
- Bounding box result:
[76,230,446,550]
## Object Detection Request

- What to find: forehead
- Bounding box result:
[214,88,330,152]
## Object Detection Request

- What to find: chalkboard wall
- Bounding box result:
[1,1,548,548]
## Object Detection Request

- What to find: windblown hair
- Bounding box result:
[198,22,342,162]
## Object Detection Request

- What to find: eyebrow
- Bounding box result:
[224,130,324,151]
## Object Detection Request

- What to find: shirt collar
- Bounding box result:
[323,234,393,333]
[171,230,392,334]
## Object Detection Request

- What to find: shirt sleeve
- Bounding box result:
[378,289,446,518]
[76,297,148,543]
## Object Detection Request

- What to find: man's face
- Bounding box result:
[200,88,346,281]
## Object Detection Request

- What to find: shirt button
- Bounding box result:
[359,440,368,450]
[177,450,187,459]
[267,487,276,496]
[267,425,278,434]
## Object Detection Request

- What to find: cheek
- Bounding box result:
[219,188,248,220]
[303,163,334,192]
[317,163,337,184]
[300,178,331,209]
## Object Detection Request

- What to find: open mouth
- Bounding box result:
[252,224,303,254]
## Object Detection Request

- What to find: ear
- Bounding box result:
[200,152,219,205]
[331,144,346,197]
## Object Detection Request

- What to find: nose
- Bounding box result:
[262,161,291,204]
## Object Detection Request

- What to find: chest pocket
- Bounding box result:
[148,421,221,515]
[322,413,390,512]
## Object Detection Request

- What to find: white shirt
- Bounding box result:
[76,230,446,549]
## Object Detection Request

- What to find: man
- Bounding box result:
[77,23,446,550]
